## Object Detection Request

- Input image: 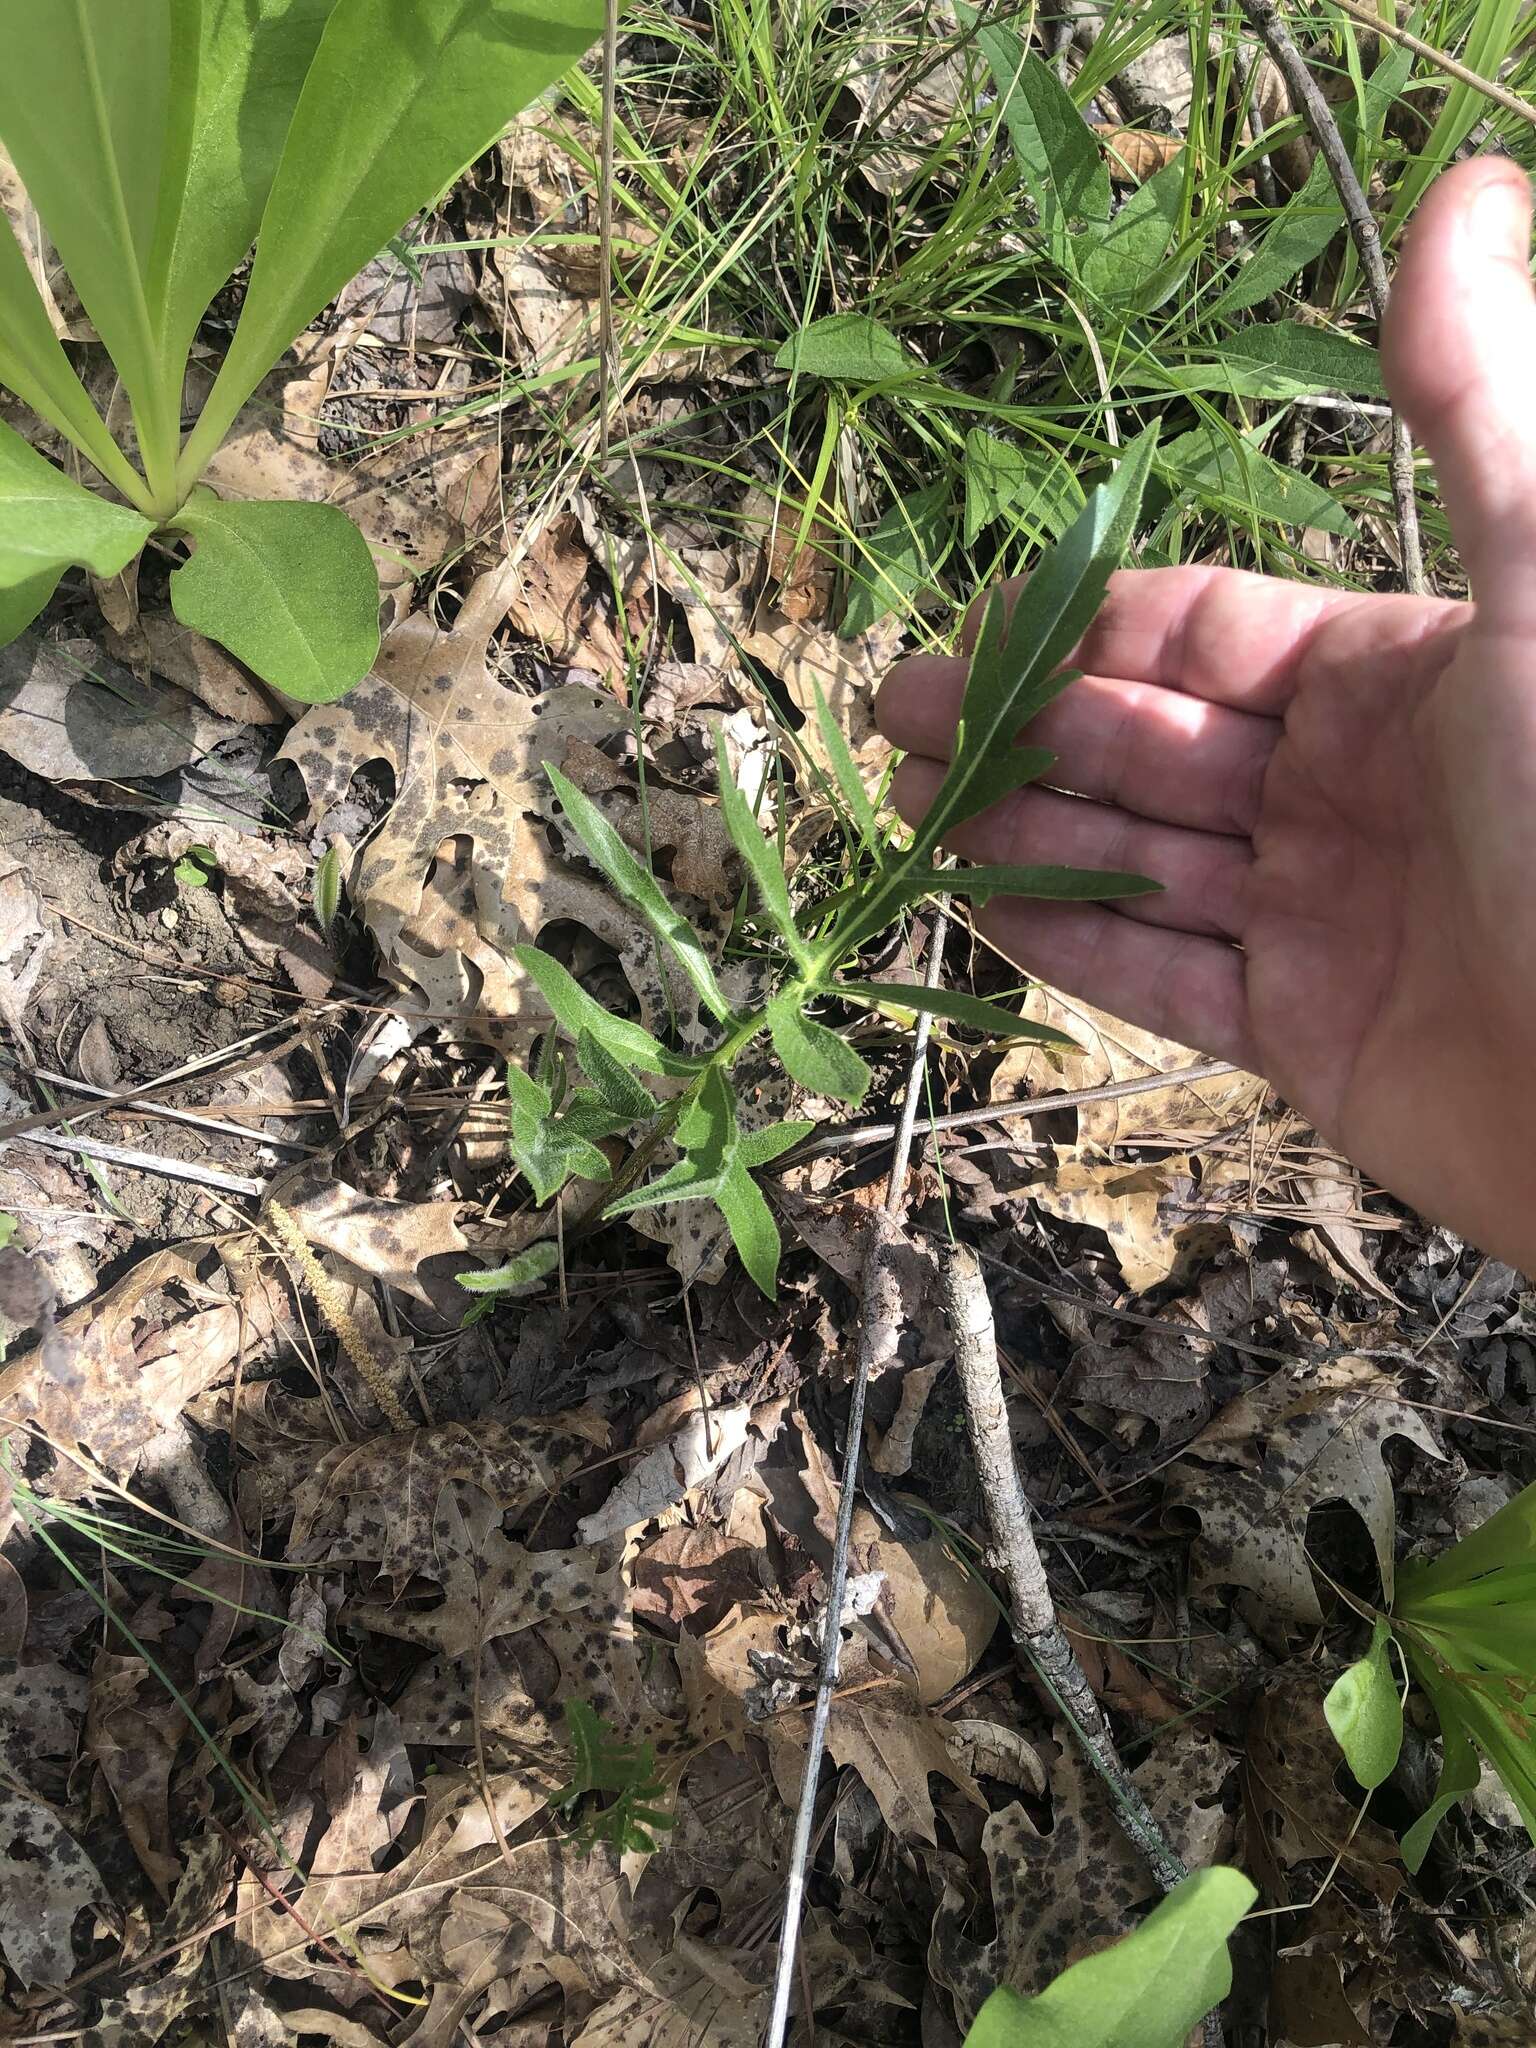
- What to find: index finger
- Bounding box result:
[960,564,1458,714]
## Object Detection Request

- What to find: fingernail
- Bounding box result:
[1470,172,1532,258]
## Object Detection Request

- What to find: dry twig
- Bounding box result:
[1237,0,1426,593]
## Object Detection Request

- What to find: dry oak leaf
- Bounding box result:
[817,1680,987,1845]
[288,1419,593,1585]
[992,986,1267,1149]
[84,1651,187,1899]
[0,1655,87,1789]
[570,1939,766,2047]
[0,1784,110,1987]
[929,1727,1233,2027]
[1242,1678,1403,1901]
[0,1246,285,1500]
[1166,1357,1444,1623]
[0,631,239,786]
[1026,1147,1225,1295]
[274,1170,475,1315]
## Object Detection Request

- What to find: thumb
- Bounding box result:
[1382,158,1536,620]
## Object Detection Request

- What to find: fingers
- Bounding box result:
[1383,158,1536,621]
[879,662,1280,837]
[973,898,1258,1072]
[891,757,1252,938]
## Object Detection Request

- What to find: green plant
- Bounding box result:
[1325,1478,1536,1868]
[961,1865,1256,2048]
[0,0,602,700]
[553,1699,675,1853]
[510,434,1161,1294]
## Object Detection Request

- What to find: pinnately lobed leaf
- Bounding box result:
[168,493,380,701]
[961,1866,1256,2048]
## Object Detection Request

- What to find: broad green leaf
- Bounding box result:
[767,993,871,1106]
[512,946,683,1077]
[150,0,340,378]
[0,565,64,646]
[808,678,880,850]
[839,981,1080,1048]
[0,217,144,505]
[714,732,809,969]
[773,313,919,383]
[672,1064,737,1176]
[1159,427,1357,539]
[1324,1619,1404,1792]
[0,422,152,588]
[0,0,185,501]
[715,1163,785,1297]
[962,1866,1256,2048]
[914,429,1157,856]
[963,433,1085,549]
[1398,1477,1536,1602]
[575,1029,658,1122]
[1077,156,1185,306]
[842,481,952,637]
[169,493,380,701]
[1178,322,1384,402]
[545,764,734,1025]
[737,1120,815,1170]
[184,0,605,480]
[458,1242,559,1295]
[968,16,1110,263]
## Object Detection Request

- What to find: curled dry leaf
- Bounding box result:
[0,1784,110,1987]
[1167,1357,1445,1623]
[577,1401,752,1543]
[84,1651,186,1899]
[1092,124,1185,183]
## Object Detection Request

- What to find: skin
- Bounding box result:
[876,160,1536,1271]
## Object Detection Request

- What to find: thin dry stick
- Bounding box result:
[1237,0,1426,594]
[1323,0,1536,132]
[938,1241,1190,1892]
[596,0,620,461]
[765,905,950,2048]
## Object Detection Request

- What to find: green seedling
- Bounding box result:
[553,1699,675,1854]
[1325,1477,1536,1869]
[510,432,1162,1295]
[0,0,602,701]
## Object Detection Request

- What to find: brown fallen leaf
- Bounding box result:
[570,1939,766,2046]
[85,1651,186,1898]
[0,633,238,787]
[1026,1148,1227,1294]
[0,1783,110,1986]
[1091,124,1184,183]
[1168,1357,1445,1623]
[1243,1678,1403,1900]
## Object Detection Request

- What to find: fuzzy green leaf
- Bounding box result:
[961,1866,1256,2048]
[969,18,1111,262]
[913,429,1157,858]
[313,841,342,935]
[185,0,604,478]
[715,1164,785,1297]
[842,481,952,636]
[506,1061,613,1205]
[714,731,808,968]
[737,1120,816,1170]
[773,313,919,383]
[458,1242,560,1295]
[169,493,379,701]
[767,993,871,1106]
[838,980,1081,1048]
[512,946,684,1077]
[575,1029,659,1123]
[0,421,152,590]
[1324,1619,1404,1792]
[546,764,734,1025]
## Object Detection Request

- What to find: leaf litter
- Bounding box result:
[0,21,1531,2048]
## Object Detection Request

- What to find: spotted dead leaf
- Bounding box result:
[929,1728,1233,2027]
[0,1785,110,1986]
[288,1420,594,1585]
[0,1655,86,1790]
[570,1939,766,2046]
[819,1680,986,1844]
[1167,1357,1444,1622]
[1243,1678,1403,1900]
[992,987,1266,1149]
[0,1246,286,1500]
[85,1652,187,1898]
[1026,1148,1227,1294]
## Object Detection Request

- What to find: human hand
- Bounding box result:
[876,159,1536,1271]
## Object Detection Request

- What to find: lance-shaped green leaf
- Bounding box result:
[512,945,689,1077]
[1398,1476,1536,1602]
[768,992,871,1106]
[807,677,880,850]
[913,428,1157,860]
[838,980,1081,1048]
[1397,1660,1502,1873]
[962,1866,1255,2048]
[715,731,809,969]
[168,493,379,702]
[545,764,734,1024]
[182,0,604,482]
[917,862,1160,910]
[1324,1619,1404,1793]
[0,219,146,506]
[0,425,153,644]
[0,0,186,502]
[715,1165,786,1297]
